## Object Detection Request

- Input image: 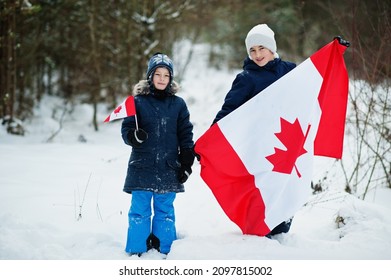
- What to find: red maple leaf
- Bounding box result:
[114,105,122,114]
[265,118,311,178]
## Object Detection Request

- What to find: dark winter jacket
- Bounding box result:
[121,80,194,194]
[212,57,296,124]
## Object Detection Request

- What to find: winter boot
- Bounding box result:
[146,233,160,252]
[266,217,293,238]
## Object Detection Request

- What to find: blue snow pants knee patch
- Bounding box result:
[152,192,177,254]
[125,191,153,254]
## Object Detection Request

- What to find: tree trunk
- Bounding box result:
[88,0,101,131]
[0,0,17,122]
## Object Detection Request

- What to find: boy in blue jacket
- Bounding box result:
[122,53,194,256]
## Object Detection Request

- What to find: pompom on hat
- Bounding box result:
[146,53,174,80]
[245,24,279,58]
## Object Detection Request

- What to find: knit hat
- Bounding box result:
[245,24,278,58]
[146,53,174,80]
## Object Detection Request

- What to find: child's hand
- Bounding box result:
[134,129,148,143]
[178,166,192,183]
[128,128,148,147]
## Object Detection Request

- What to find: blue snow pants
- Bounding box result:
[125,191,177,254]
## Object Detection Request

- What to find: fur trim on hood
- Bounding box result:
[132,80,180,96]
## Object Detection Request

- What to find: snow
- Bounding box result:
[1,43,390,278]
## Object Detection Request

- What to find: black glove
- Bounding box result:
[128,129,148,147]
[178,165,192,183]
[192,144,201,161]
[177,148,195,183]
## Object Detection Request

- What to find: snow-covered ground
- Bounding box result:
[1,43,390,279]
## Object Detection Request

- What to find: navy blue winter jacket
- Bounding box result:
[213,57,296,124]
[121,80,194,194]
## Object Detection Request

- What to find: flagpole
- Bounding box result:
[135,114,139,130]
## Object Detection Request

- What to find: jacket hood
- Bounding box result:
[132,80,180,96]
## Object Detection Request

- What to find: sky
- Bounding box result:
[0,42,390,279]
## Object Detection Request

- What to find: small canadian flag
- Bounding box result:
[104,96,136,123]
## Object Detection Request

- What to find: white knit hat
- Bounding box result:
[245,24,278,58]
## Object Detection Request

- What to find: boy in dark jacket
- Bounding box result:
[212,24,296,236]
[122,53,194,256]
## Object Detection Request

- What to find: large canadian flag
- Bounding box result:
[194,38,349,236]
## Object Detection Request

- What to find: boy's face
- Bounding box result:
[249,45,275,67]
[152,67,170,90]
